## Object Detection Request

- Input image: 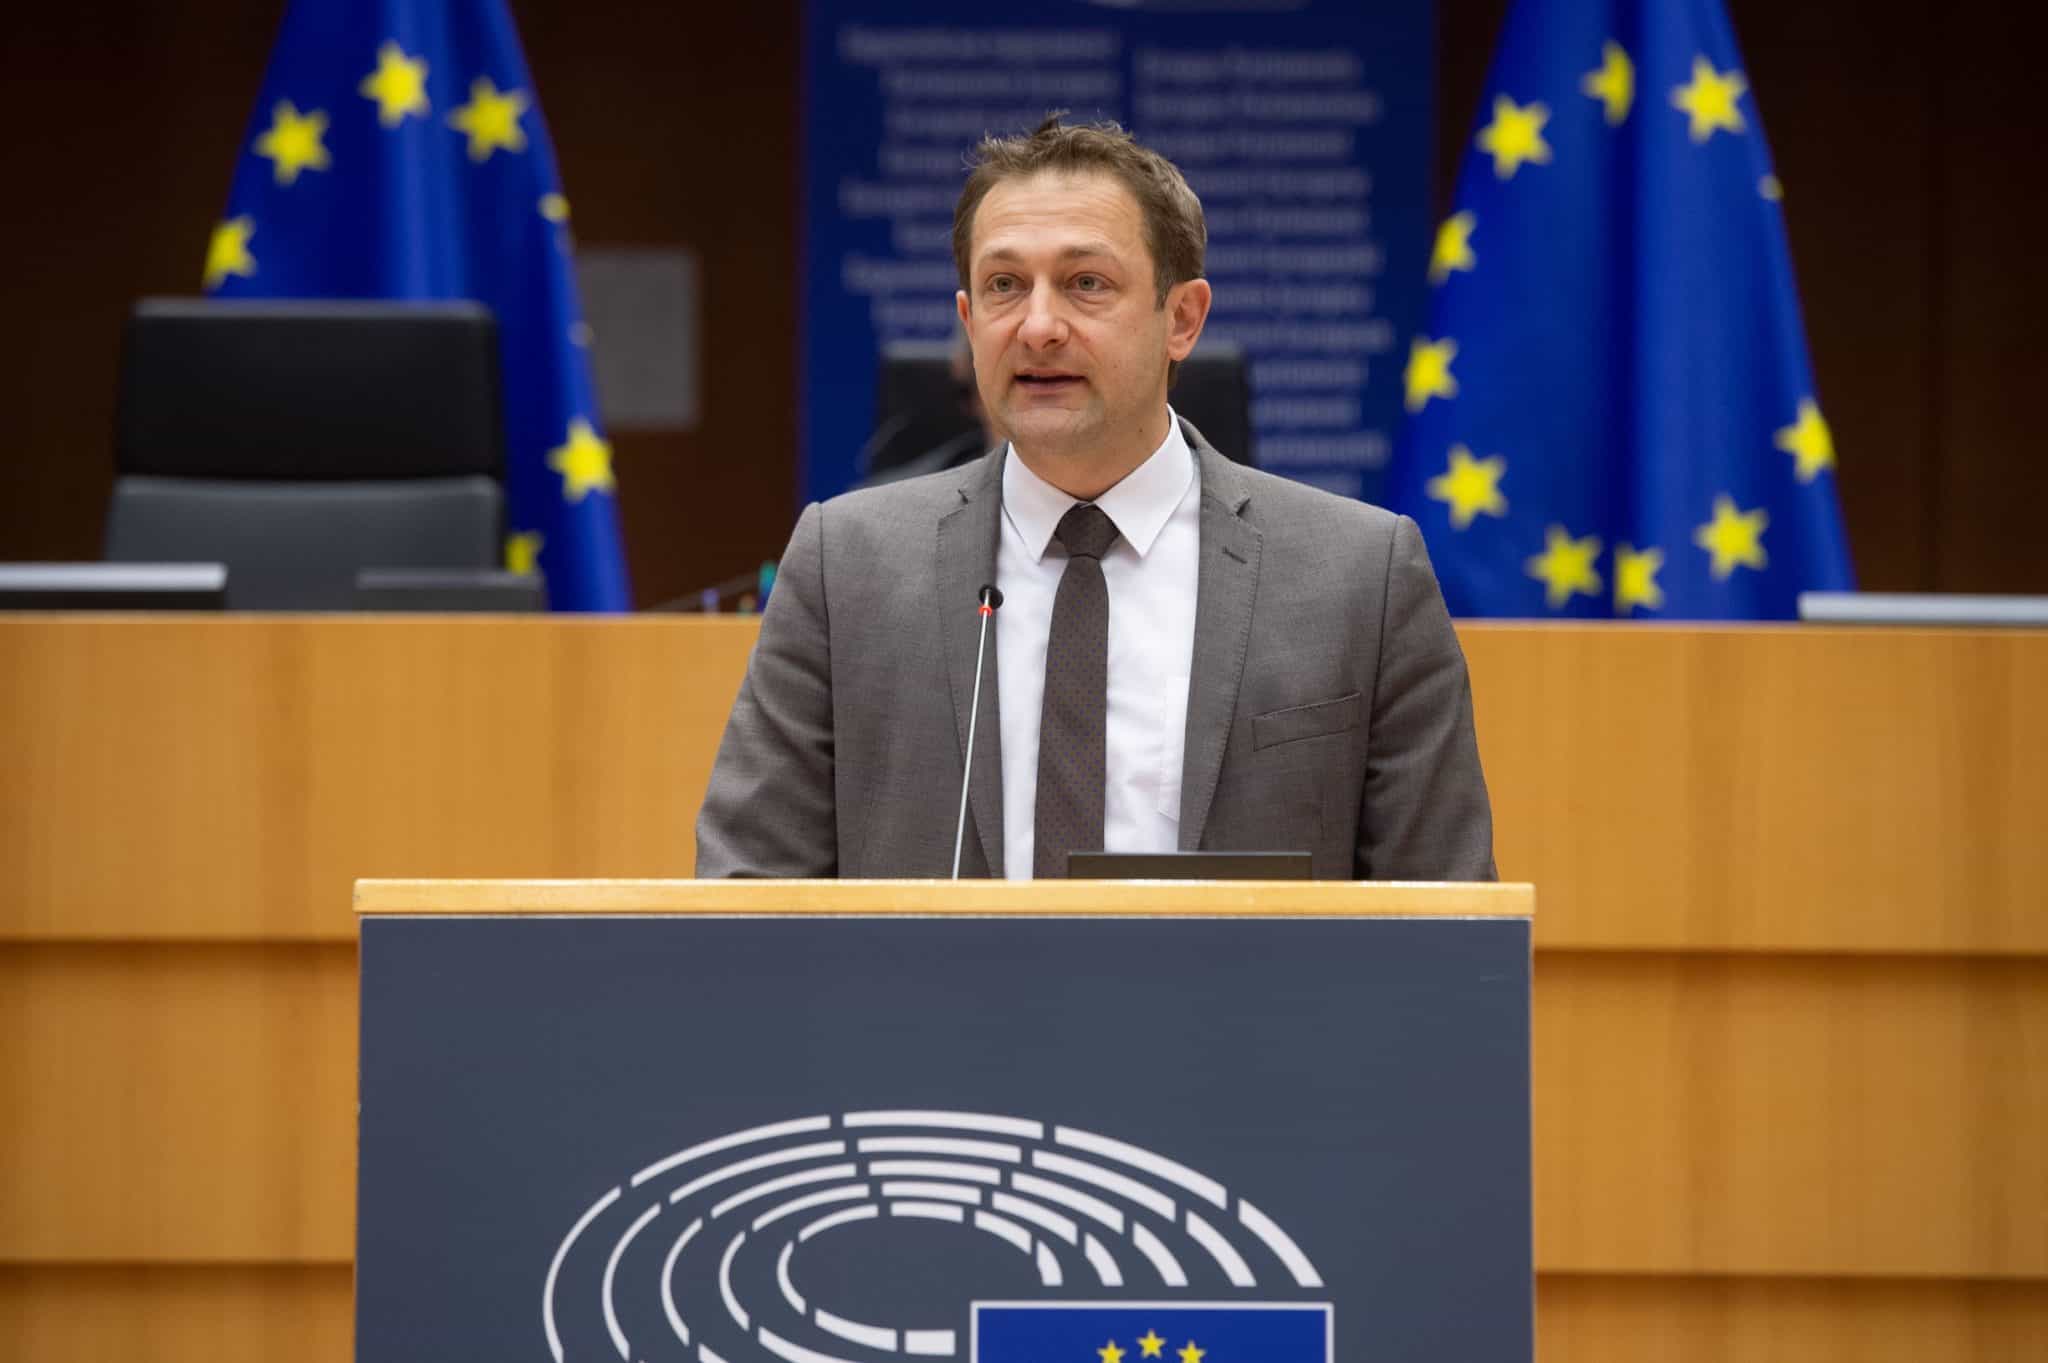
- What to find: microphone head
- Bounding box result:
[978,584,1005,611]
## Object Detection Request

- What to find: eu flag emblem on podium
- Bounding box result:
[206,0,630,611]
[974,1303,1330,1363]
[1386,0,1854,619]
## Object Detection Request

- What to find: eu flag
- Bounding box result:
[975,1303,1329,1363]
[205,0,630,611]
[1385,0,1854,619]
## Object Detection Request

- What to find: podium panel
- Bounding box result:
[356,883,1533,1363]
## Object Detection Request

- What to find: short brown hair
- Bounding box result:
[952,114,1206,308]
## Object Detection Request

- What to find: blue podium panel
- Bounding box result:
[357,913,1530,1362]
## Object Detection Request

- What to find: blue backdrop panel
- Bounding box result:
[356,913,1531,1362]
[800,0,1433,507]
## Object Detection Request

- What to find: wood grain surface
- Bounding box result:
[4,616,2044,1361]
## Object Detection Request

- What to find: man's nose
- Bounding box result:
[1017,281,1069,350]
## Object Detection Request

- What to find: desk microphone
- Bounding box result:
[952,584,1003,878]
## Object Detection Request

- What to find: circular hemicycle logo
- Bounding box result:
[544,1109,1329,1363]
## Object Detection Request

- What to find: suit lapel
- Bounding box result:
[1179,436,1261,850]
[936,451,1006,876]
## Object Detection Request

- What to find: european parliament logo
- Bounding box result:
[974,1303,1330,1363]
[543,1110,1332,1362]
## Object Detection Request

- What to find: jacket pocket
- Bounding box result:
[1250,691,1361,751]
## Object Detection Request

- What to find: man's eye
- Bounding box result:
[987,276,1016,294]
[1074,275,1103,291]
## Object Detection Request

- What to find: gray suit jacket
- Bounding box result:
[697,420,1495,879]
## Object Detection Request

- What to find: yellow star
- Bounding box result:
[359,41,430,128]
[1693,495,1769,579]
[448,76,529,162]
[1613,543,1665,615]
[1474,95,1552,179]
[1178,1343,1205,1363]
[1099,1343,1126,1363]
[548,419,616,502]
[253,101,331,186]
[1429,211,1476,285]
[505,530,545,575]
[1581,40,1635,125]
[203,216,257,290]
[540,193,571,223]
[1760,174,1784,201]
[1774,398,1835,482]
[1525,525,1603,609]
[1426,445,1508,530]
[1137,1331,1166,1358]
[1672,56,1747,142]
[1403,336,1459,413]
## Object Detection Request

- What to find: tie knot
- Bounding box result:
[1054,503,1119,560]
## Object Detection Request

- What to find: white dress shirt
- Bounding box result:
[996,413,1201,879]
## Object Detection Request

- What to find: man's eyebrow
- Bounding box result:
[978,242,1121,266]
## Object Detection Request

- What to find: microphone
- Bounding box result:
[952,584,1004,878]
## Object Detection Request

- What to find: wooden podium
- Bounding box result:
[353,878,1535,1363]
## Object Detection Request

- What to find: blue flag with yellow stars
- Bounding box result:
[1385,0,1854,619]
[975,1303,1329,1363]
[205,0,630,611]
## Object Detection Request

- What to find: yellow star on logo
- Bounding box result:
[1672,55,1747,142]
[505,530,545,575]
[540,193,571,223]
[1426,445,1508,530]
[1475,95,1552,179]
[253,101,331,186]
[448,76,529,162]
[1099,1342,1126,1363]
[1613,543,1666,614]
[1694,495,1769,578]
[1137,1331,1166,1358]
[548,419,617,502]
[1526,525,1603,609]
[1774,398,1835,482]
[1177,1343,1205,1363]
[1403,336,1459,413]
[1581,40,1635,125]
[1429,211,1476,285]
[203,216,257,290]
[360,41,430,128]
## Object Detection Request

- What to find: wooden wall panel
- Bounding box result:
[8,940,2041,1277]
[0,1265,352,1363]
[5,1267,2046,1363]
[1538,1275,2048,1362]
[5,618,2044,1359]
[0,944,355,1262]
[0,617,756,940]
[1462,624,2048,953]
[6,619,2045,952]
[1535,952,2048,1277]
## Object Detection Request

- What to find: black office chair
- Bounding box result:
[859,340,1256,485]
[104,299,520,610]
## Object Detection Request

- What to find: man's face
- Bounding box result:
[956,171,1208,466]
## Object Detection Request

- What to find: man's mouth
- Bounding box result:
[1015,371,1081,390]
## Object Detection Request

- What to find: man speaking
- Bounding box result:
[698,117,1494,880]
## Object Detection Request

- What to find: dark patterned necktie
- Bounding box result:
[1034,502,1120,879]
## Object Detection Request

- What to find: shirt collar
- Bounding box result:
[1000,410,1195,562]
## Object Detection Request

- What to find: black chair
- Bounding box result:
[104,299,521,611]
[860,340,1256,485]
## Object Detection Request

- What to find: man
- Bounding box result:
[698,117,1493,880]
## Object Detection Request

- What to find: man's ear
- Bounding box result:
[955,290,972,327]
[1164,278,1212,361]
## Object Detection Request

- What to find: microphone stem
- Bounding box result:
[952,604,994,879]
